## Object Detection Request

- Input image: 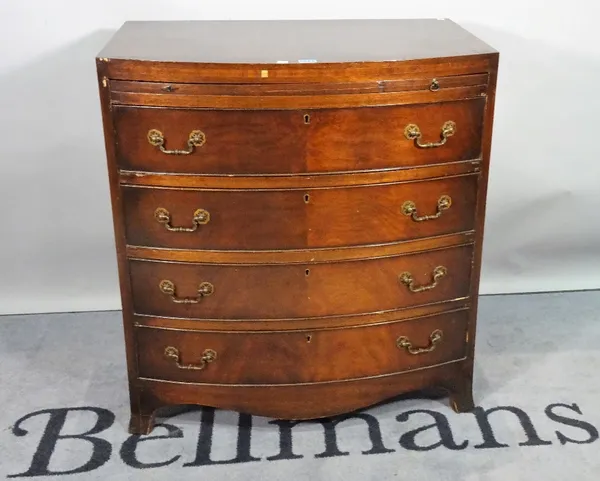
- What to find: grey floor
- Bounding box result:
[1,290,599,480]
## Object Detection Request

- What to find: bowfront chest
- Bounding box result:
[96,19,498,434]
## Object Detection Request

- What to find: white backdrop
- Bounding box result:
[1,1,599,315]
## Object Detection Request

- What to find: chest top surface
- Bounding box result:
[97,19,496,65]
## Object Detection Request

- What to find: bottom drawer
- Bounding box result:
[136,309,468,384]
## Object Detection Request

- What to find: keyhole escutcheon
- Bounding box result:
[304,114,311,124]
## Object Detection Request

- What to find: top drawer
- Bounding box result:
[113,99,485,175]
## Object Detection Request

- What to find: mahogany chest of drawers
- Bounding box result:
[96,19,498,434]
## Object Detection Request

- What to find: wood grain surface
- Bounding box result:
[114,100,485,174]
[96,19,498,434]
[129,244,474,320]
[130,360,473,433]
[122,174,478,250]
[135,309,468,384]
[98,19,496,64]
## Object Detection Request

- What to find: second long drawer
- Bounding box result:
[130,244,473,319]
[122,174,478,250]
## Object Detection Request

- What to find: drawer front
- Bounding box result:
[129,244,473,319]
[114,99,484,174]
[136,310,468,384]
[122,175,478,250]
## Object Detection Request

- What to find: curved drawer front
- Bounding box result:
[136,310,468,384]
[114,99,484,174]
[129,244,473,320]
[123,174,478,250]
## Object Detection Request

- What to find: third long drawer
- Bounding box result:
[129,243,473,320]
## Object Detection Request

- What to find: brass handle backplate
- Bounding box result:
[159,279,214,304]
[402,195,452,222]
[147,129,206,155]
[397,329,443,355]
[404,121,456,148]
[164,346,217,370]
[154,207,210,232]
[399,266,447,293]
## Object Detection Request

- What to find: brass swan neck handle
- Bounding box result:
[147,129,206,155]
[397,330,443,355]
[404,121,456,148]
[399,266,447,293]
